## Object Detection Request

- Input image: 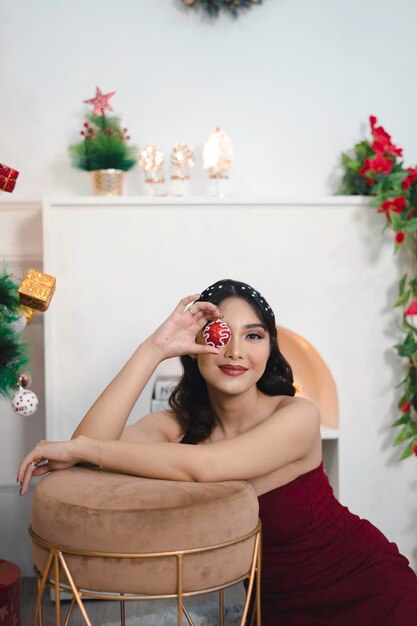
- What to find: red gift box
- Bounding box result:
[0,559,21,625]
[0,163,19,193]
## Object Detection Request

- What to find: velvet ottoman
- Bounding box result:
[30,467,260,596]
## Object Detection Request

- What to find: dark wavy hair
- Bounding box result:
[168,279,295,444]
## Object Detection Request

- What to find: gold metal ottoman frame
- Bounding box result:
[30,521,262,626]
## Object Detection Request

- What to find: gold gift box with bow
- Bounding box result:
[18,269,56,312]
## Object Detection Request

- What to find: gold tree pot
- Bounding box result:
[91,169,125,196]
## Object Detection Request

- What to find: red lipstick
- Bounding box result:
[218,365,248,377]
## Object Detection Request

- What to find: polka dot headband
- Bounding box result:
[198,281,276,322]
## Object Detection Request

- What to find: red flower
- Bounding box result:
[404,300,417,317]
[395,231,405,244]
[414,443,417,456]
[358,158,376,186]
[377,196,406,217]
[400,401,411,413]
[359,158,371,176]
[368,154,393,174]
[369,115,403,157]
[402,167,417,191]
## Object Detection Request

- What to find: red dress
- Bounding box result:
[249,462,417,625]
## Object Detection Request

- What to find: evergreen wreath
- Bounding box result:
[181,0,262,18]
[338,116,417,460]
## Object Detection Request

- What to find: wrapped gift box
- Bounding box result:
[0,559,21,625]
[18,268,56,312]
[0,163,19,193]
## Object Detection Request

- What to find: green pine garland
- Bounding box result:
[69,113,137,172]
[182,0,261,18]
[0,265,30,399]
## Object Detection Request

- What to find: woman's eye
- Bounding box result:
[247,333,264,340]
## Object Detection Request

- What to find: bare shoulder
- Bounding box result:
[270,395,321,434]
[278,395,320,414]
[120,410,184,443]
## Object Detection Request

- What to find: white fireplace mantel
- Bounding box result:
[41,195,371,207]
[40,195,417,570]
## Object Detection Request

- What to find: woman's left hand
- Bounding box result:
[17,439,81,496]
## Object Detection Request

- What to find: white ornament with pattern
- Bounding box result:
[11,387,38,416]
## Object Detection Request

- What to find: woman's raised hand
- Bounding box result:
[149,294,223,360]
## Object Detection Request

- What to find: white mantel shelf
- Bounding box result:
[0,196,372,210]
[44,195,371,207]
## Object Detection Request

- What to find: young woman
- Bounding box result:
[18,279,417,625]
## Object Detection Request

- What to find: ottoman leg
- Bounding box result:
[219,589,224,626]
[120,593,125,626]
[58,553,93,626]
[176,554,183,626]
[63,597,76,626]
[33,550,54,626]
[255,530,262,626]
[54,553,61,626]
[240,532,261,626]
[181,603,195,626]
[35,577,43,626]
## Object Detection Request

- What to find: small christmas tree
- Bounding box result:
[69,113,137,172]
[69,87,137,172]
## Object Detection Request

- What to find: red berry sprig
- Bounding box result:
[80,122,95,141]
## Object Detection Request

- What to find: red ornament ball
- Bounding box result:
[203,319,231,348]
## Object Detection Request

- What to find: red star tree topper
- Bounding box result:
[83,87,116,115]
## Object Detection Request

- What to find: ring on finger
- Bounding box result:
[184,302,195,315]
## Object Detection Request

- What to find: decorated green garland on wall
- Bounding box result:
[338,116,417,460]
[181,0,262,18]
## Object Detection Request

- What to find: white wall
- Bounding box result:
[1,0,417,199]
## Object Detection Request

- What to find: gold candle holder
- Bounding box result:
[170,142,195,196]
[202,128,234,197]
[139,145,165,196]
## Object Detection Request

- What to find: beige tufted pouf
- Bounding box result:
[30,466,261,626]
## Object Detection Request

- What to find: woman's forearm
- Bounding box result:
[70,296,220,442]
[71,338,164,441]
[74,435,202,482]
